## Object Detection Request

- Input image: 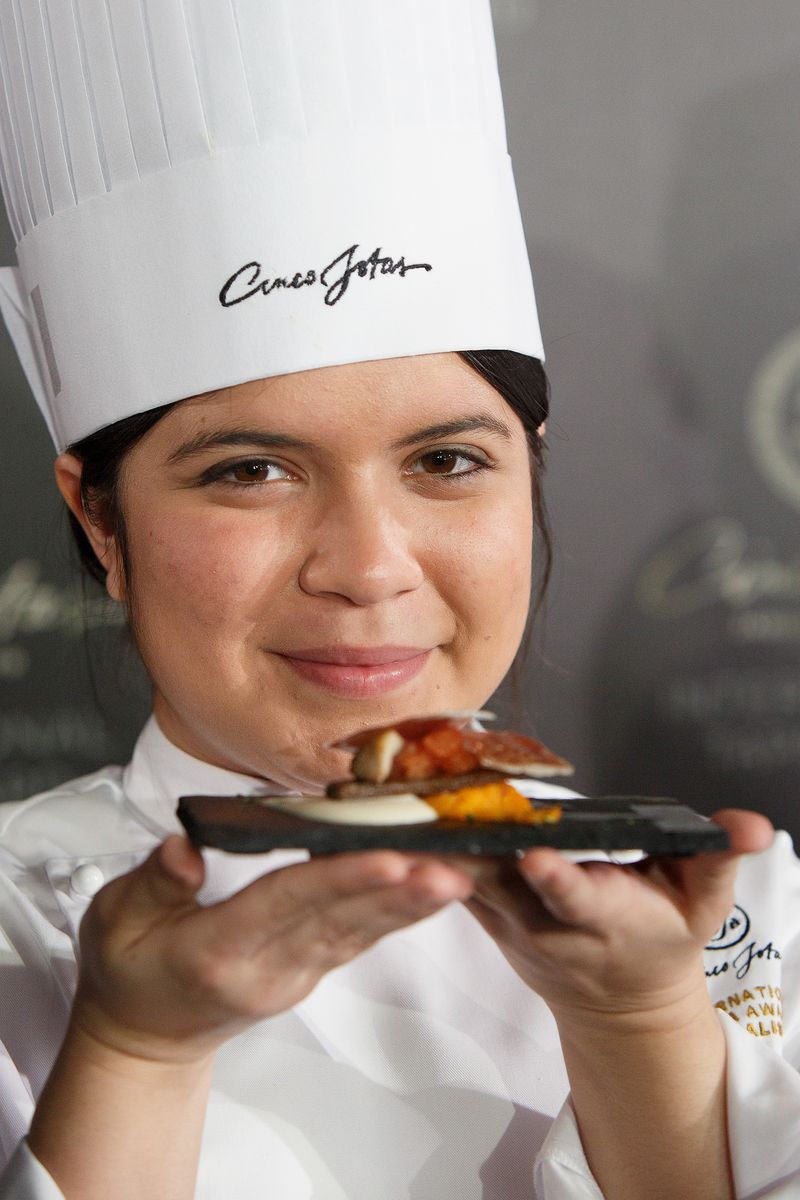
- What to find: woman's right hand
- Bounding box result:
[72,835,474,1064]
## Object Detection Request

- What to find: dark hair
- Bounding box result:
[458,350,551,611]
[68,400,179,588]
[69,350,551,606]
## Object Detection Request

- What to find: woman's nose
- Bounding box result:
[298,498,425,606]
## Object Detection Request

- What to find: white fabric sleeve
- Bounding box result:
[722,1011,800,1198]
[0,1042,34,1176]
[533,1099,603,1200]
[0,1144,63,1200]
[533,1011,800,1200]
[0,1038,62,1199]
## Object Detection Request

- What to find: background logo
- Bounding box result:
[748,327,800,512]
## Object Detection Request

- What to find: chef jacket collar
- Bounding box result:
[121,715,289,840]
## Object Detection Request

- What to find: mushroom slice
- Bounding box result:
[350,729,406,784]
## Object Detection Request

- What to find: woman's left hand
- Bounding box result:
[460,808,774,1022]
[459,808,775,1200]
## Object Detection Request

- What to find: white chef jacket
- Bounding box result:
[0,718,799,1199]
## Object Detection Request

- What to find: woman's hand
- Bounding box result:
[462,808,774,1021]
[460,808,775,1200]
[73,837,474,1064]
[31,842,473,1200]
[29,841,473,1200]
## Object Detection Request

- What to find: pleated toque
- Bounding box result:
[0,0,542,450]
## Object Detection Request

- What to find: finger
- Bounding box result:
[438,854,506,886]
[218,851,473,936]
[427,855,559,935]
[463,858,552,919]
[199,860,474,1017]
[653,809,775,914]
[515,849,614,929]
[466,890,561,940]
[265,859,475,974]
[460,852,616,932]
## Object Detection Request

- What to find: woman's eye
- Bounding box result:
[407,448,487,477]
[204,459,293,486]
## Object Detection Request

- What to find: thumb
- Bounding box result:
[78,837,206,963]
[111,836,206,921]
[683,809,774,895]
[145,835,206,905]
[157,834,206,889]
[656,809,774,933]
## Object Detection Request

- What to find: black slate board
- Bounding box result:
[177,794,729,857]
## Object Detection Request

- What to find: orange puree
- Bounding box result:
[425,782,562,824]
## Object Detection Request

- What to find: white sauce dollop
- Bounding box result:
[260,794,438,826]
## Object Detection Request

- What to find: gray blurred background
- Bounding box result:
[1,1,799,839]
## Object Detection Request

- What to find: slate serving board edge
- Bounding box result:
[177,795,730,857]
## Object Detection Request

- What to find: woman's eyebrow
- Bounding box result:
[167,429,315,463]
[167,413,513,464]
[389,414,513,451]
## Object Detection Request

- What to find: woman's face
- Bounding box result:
[104,353,534,789]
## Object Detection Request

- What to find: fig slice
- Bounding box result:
[460,731,574,777]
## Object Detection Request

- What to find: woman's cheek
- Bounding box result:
[439,498,532,663]
[130,511,287,635]
[461,498,532,598]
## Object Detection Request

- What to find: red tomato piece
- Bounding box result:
[420,727,464,760]
[439,747,482,775]
[389,743,438,781]
[419,728,481,776]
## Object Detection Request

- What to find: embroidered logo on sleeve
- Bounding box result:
[714,986,783,1039]
[705,904,784,1039]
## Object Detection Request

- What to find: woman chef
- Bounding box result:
[0,3,799,1198]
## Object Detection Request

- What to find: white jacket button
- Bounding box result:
[69,863,105,898]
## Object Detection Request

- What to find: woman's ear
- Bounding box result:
[54,453,127,602]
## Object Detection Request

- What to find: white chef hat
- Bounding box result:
[0,0,542,452]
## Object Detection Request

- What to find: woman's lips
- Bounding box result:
[277,646,433,698]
